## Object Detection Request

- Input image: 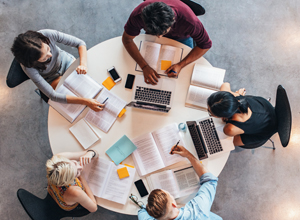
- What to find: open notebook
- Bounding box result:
[185,64,225,110]
[131,123,187,176]
[48,70,103,123]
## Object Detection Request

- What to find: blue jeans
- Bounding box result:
[176,37,194,48]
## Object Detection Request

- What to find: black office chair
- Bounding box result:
[240,85,292,150]
[6,58,49,102]
[17,188,90,220]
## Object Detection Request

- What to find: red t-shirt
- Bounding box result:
[124,0,212,49]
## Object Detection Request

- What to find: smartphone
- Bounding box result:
[134,179,149,197]
[107,66,122,83]
[125,74,135,89]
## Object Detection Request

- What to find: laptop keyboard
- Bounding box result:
[134,86,171,105]
[132,104,169,113]
[187,121,208,160]
[199,118,223,155]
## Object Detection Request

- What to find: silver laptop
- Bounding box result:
[186,117,234,160]
[127,75,176,113]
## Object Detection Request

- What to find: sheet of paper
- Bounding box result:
[64,70,102,98]
[152,123,186,167]
[131,133,165,176]
[69,118,100,149]
[106,135,137,165]
[191,64,225,90]
[137,41,161,71]
[102,77,116,90]
[101,164,136,205]
[186,85,215,109]
[85,89,127,133]
[48,85,85,122]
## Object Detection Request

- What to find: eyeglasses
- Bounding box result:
[129,194,144,209]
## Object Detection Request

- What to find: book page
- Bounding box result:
[69,119,100,149]
[157,45,182,75]
[48,85,85,122]
[173,166,200,198]
[101,165,136,205]
[137,41,161,71]
[131,133,165,176]
[191,64,225,90]
[185,85,215,109]
[147,170,180,199]
[81,158,112,198]
[64,70,102,98]
[85,89,127,133]
[152,124,186,167]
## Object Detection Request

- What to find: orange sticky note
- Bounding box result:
[161,60,172,70]
[124,164,135,168]
[118,108,126,118]
[102,77,116,90]
[117,167,130,179]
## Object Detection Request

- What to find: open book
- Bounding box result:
[85,89,127,133]
[185,64,226,110]
[48,70,103,123]
[146,165,200,199]
[82,157,136,205]
[131,123,187,176]
[136,41,183,76]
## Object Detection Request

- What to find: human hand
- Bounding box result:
[76,65,88,74]
[165,63,182,78]
[143,65,160,85]
[79,151,94,166]
[87,99,105,112]
[170,145,192,158]
[236,88,246,96]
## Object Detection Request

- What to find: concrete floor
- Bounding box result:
[0,0,299,219]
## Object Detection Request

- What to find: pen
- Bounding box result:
[170,140,180,154]
[170,70,177,74]
[102,97,109,104]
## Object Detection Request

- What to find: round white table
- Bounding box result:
[48,34,230,215]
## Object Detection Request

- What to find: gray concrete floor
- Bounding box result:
[0,0,299,219]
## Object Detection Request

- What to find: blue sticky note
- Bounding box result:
[106,135,137,165]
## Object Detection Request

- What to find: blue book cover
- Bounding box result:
[106,135,137,165]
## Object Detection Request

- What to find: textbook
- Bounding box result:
[136,41,183,76]
[85,89,127,133]
[146,165,200,199]
[131,123,187,176]
[69,118,101,149]
[48,70,103,123]
[185,64,225,110]
[82,157,136,205]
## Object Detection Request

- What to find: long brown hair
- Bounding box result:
[11,30,51,71]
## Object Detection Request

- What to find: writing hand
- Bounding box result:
[143,65,160,85]
[88,99,105,112]
[76,65,88,74]
[170,145,191,158]
[166,63,182,78]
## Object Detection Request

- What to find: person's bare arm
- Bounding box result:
[76,45,88,74]
[122,31,160,85]
[220,82,246,97]
[170,145,209,177]
[57,150,99,166]
[166,46,209,77]
[66,95,104,112]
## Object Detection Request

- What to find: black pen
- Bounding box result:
[102,97,109,104]
[170,140,180,154]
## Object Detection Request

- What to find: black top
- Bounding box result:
[226,96,277,144]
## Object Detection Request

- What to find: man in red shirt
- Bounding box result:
[122,0,212,85]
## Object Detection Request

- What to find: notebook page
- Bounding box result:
[157,45,182,75]
[137,41,161,71]
[131,133,165,176]
[185,85,215,109]
[85,89,127,133]
[147,170,180,199]
[191,64,225,90]
[101,165,136,205]
[63,70,102,98]
[152,123,186,167]
[81,158,112,198]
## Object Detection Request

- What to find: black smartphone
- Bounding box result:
[134,179,149,197]
[107,66,122,83]
[125,74,135,89]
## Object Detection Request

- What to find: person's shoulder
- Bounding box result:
[38,29,57,36]
[64,185,85,198]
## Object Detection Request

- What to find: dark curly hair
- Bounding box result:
[141,2,175,36]
[11,30,50,70]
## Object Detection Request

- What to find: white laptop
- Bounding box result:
[186,117,234,160]
[127,75,176,113]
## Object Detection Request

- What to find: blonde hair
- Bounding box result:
[46,155,76,186]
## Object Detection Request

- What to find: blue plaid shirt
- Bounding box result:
[138,172,222,220]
